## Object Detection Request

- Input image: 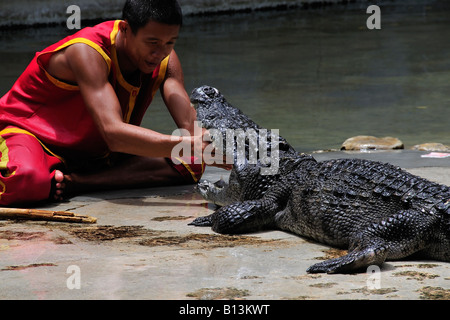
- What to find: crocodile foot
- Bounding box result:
[306,247,387,274]
[189,214,213,227]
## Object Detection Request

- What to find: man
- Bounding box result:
[0,0,227,206]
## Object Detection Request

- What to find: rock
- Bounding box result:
[411,143,450,152]
[341,136,404,151]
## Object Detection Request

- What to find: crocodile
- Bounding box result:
[191,85,302,206]
[189,85,450,273]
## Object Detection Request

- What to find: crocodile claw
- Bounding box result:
[189,215,213,227]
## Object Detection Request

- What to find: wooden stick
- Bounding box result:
[0,208,97,224]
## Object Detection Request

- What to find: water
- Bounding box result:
[1,2,450,152]
[0,0,360,28]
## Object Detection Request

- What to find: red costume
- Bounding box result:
[0,20,204,206]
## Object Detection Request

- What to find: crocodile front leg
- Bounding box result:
[190,198,280,234]
[192,178,291,234]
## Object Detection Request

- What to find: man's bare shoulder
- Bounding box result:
[166,49,183,80]
[47,43,109,85]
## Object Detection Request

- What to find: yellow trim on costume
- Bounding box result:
[110,20,121,47]
[44,69,79,91]
[152,55,170,98]
[0,128,65,164]
[54,38,112,73]
[0,127,66,201]
[174,157,204,183]
[110,21,139,93]
[37,37,112,91]
[109,20,169,123]
[122,55,169,123]
[0,135,15,177]
[0,129,8,203]
[109,20,141,123]
[124,88,140,123]
[0,180,6,201]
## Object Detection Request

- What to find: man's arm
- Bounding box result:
[160,50,199,134]
[50,43,200,158]
[160,51,233,170]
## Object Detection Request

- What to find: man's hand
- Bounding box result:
[188,132,233,171]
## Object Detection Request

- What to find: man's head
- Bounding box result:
[122,0,182,34]
[119,0,182,74]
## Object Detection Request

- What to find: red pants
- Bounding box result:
[0,127,204,206]
[0,127,64,206]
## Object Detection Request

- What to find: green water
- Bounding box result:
[1,3,449,152]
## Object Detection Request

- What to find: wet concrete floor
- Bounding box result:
[0,150,449,300]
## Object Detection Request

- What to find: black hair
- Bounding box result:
[122,0,183,33]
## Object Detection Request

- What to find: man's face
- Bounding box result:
[122,20,180,74]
